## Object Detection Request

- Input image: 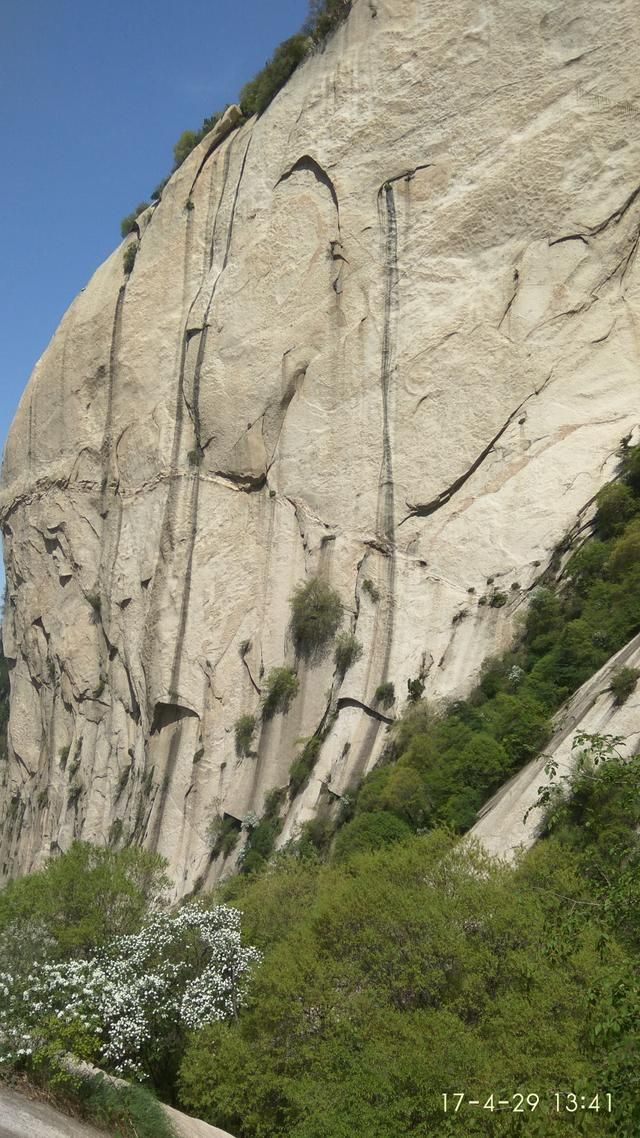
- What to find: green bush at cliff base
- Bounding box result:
[0,841,169,961]
[76,1076,176,1138]
[289,737,321,797]
[238,787,288,877]
[26,1069,176,1138]
[182,747,640,1137]
[344,446,640,842]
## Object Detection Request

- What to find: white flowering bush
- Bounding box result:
[0,902,261,1083]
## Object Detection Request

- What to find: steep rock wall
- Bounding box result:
[1,0,640,892]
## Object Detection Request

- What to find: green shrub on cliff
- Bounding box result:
[290,578,342,662]
[262,667,299,719]
[346,445,640,840]
[120,203,148,239]
[240,34,310,118]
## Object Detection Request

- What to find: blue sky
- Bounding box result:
[0,0,308,465]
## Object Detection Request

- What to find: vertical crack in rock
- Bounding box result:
[92,286,128,679]
[207,132,236,271]
[145,136,253,849]
[187,106,243,200]
[349,181,401,783]
[100,286,126,511]
[377,182,398,549]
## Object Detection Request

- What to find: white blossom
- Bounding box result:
[0,902,261,1077]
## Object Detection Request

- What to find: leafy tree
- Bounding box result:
[0,902,261,1097]
[0,842,169,959]
[621,441,640,493]
[606,518,640,580]
[306,0,352,42]
[594,481,637,540]
[333,811,412,861]
[523,587,562,656]
[173,130,200,168]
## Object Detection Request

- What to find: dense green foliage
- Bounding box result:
[239,34,310,118]
[241,789,287,876]
[290,578,343,662]
[181,746,640,1135]
[337,446,640,844]
[305,0,352,42]
[0,841,168,963]
[262,667,299,719]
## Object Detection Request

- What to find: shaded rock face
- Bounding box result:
[1,0,639,893]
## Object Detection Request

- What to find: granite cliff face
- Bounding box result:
[2,0,640,893]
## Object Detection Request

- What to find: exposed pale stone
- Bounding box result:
[470,631,640,861]
[2,0,640,891]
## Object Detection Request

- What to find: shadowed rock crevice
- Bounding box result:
[336,696,394,724]
[275,154,340,219]
[151,701,199,735]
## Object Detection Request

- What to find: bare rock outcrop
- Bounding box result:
[2,0,640,891]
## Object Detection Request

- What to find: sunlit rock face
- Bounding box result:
[1,0,639,893]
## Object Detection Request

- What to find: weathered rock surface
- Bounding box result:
[2,0,640,891]
[0,1085,104,1138]
[470,631,640,860]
